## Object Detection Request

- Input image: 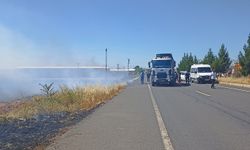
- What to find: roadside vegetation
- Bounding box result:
[218,76,250,85]
[134,65,143,74]
[0,83,125,120]
[178,44,232,73]
[178,34,250,84]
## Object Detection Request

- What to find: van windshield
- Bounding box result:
[198,67,211,73]
[152,60,171,68]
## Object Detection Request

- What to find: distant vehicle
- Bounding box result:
[180,71,187,81]
[190,64,212,83]
[148,53,176,86]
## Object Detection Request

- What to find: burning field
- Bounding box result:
[0,84,125,150]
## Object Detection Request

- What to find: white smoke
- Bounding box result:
[0,24,38,68]
[0,24,131,101]
[0,68,130,101]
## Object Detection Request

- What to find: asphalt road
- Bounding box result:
[152,82,250,150]
[47,81,165,150]
[46,80,250,150]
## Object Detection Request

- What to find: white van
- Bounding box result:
[190,64,212,83]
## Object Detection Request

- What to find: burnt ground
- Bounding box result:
[0,107,99,150]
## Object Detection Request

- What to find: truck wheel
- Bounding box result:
[152,82,155,86]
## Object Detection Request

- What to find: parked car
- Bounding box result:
[180,71,187,81]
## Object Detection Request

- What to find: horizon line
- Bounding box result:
[16,66,107,69]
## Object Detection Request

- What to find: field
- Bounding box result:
[0,84,125,150]
[0,84,125,120]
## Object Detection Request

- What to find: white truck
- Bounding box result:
[190,64,213,83]
[149,53,176,86]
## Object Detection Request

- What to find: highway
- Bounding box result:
[153,83,250,150]
[47,81,250,150]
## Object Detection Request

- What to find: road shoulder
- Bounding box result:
[219,81,250,89]
[46,83,164,150]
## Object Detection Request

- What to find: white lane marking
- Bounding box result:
[219,85,250,93]
[148,84,174,150]
[132,76,140,81]
[127,76,140,83]
[196,90,211,97]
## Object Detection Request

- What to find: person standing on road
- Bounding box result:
[185,71,190,85]
[140,70,145,84]
[146,69,151,83]
[211,70,216,88]
[178,71,181,84]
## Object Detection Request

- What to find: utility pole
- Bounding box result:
[105,48,108,71]
[117,64,119,71]
[127,58,130,72]
[76,62,80,69]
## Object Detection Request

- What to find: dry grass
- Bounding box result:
[218,76,250,85]
[33,145,46,150]
[0,84,125,120]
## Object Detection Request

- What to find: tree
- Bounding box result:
[217,44,232,73]
[134,66,143,74]
[193,56,199,64]
[178,53,189,71]
[212,57,220,72]
[202,48,216,66]
[238,34,250,76]
[178,53,198,72]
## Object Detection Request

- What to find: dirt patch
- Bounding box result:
[0,101,24,115]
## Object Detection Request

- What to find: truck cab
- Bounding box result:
[149,53,176,86]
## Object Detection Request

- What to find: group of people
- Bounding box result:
[140,69,151,84]
[176,70,216,88]
[176,71,190,85]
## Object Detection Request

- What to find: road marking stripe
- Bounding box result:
[127,76,140,83]
[219,85,250,93]
[196,90,211,97]
[148,84,174,150]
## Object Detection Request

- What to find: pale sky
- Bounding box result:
[0,0,249,68]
